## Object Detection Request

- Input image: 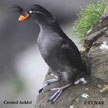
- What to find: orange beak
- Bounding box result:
[18,13,30,21]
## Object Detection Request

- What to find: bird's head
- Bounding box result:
[14,4,56,24]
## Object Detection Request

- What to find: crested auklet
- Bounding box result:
[15,4,86,103]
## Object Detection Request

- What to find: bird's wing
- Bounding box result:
[61,37,83,67]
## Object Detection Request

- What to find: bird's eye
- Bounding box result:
[29,10,33,14]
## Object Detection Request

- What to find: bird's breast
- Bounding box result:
[37,31,61,59]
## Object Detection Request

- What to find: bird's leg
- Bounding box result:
[50,73,59,79]
[39,73,60,93]
[48,83,72,103]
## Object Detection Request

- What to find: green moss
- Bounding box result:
[73,0,108,40]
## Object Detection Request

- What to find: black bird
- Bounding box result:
[15,4,86,103]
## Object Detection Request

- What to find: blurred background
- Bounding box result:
[0,0,89,108]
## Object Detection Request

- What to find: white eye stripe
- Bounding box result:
[35,11,45,14]
[29,10,45,15]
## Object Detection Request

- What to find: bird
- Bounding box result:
[15,4,86,103]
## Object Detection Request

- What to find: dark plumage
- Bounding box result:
[16,4,86,103]
[13,5,24,14]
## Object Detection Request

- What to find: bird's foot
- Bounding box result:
[48,83,72,103]
[39,76,60,93]
[48,87,63,103]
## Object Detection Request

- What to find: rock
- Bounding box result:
[86,34,108,82]
[35,69,108,108]
[84,6,108,82]
[84,27,107,50]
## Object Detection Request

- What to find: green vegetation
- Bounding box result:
[73,0,108,40]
